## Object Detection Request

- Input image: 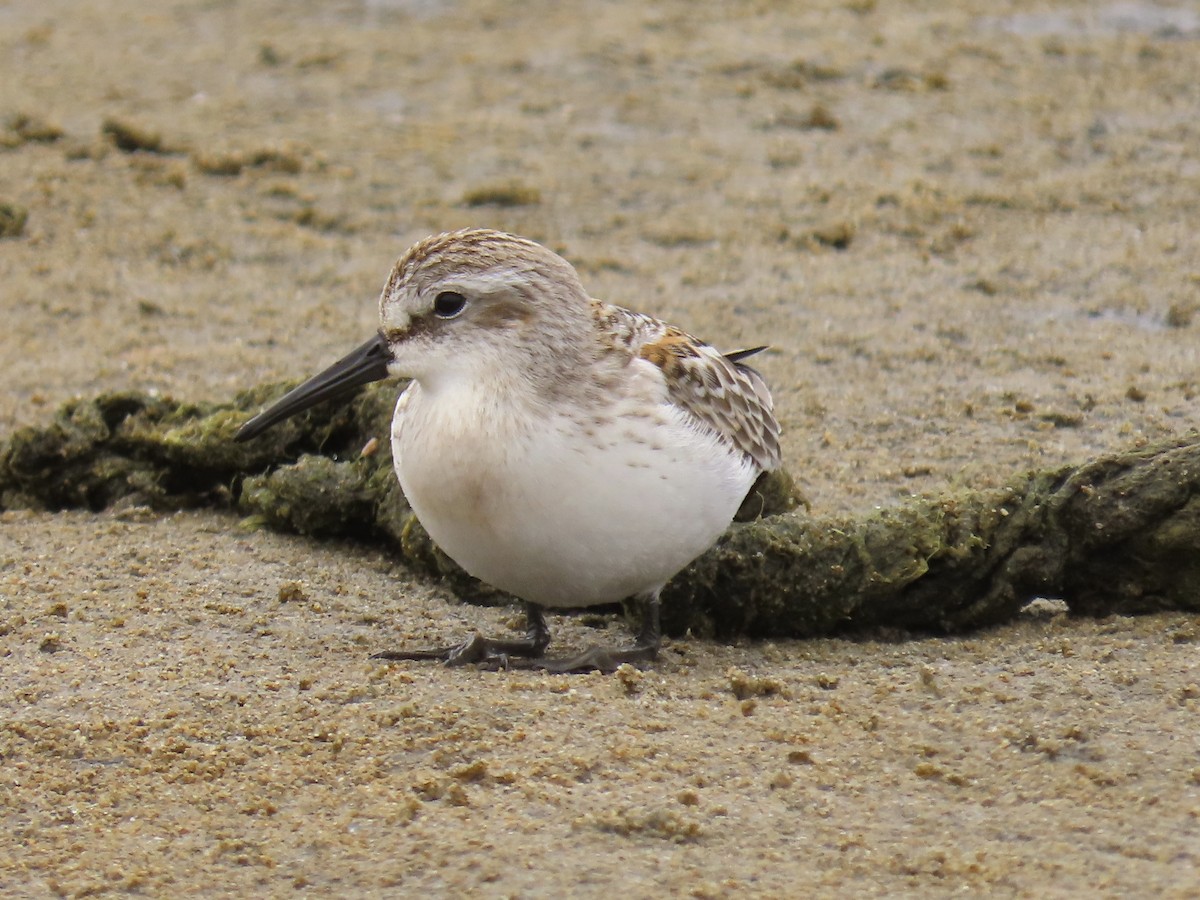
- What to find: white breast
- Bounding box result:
[390,377,757,608]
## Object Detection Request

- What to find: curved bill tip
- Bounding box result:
[235,332,392,442]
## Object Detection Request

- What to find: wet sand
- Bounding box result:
[2,1,1199,895]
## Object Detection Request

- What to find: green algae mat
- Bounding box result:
[3,384,1198,639]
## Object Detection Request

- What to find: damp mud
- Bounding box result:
[2,0,1199,895]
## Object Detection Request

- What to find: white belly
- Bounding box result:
[391,384,757,608]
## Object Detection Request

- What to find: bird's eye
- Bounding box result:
[433,291,468,319]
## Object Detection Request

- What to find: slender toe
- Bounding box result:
[370,603,555,667]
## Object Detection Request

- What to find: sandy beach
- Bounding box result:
[2,1,1198,895]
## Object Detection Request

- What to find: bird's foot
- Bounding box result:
[371,632,550,667]
[370,637,658,673]
[507,642,660,674]
[371,602,553,668]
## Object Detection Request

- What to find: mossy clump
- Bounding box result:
[6,112,64,144]
[240,455,380,538]
[101,118,170,154]
[461,182,542,207]
[0,203,28,238]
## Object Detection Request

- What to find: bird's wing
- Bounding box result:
[592,301,782,472]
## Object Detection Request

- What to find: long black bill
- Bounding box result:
[234,332,392,442]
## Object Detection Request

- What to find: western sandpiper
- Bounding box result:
[236,229,782,672]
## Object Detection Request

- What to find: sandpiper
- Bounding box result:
[236,229,782,672]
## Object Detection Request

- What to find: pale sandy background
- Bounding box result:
[2,1,1199,896]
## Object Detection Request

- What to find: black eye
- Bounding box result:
[433,291,467,319]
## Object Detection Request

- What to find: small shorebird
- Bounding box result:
[236,229,781,672]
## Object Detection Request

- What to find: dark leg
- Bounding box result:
[512,593,663,674]
[371,601,552,666]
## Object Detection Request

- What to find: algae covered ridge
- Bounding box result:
[2,385,1198,639]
